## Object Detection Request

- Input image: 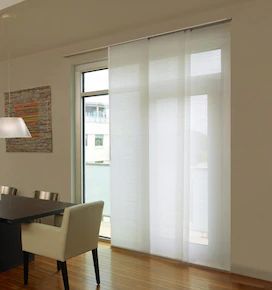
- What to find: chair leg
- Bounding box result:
[57,260,61,271]
[92,248,100,285]
[23,251,29,285]
[59,261,69,290]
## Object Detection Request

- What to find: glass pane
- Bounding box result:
[83,69,109,92]
[189,94,208,246]
[191,49,221,77]
[95,134,104,146]
[84,95,111,238]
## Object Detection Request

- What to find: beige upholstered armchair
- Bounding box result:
[22,201,104,290]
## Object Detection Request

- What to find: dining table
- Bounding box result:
[0,194,73,272]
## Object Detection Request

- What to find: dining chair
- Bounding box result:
[22,201,104,290]
[34,190,59,224]
[34,190,59,201]
[0,185,17,195]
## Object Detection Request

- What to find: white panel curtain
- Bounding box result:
[109,23,230,270]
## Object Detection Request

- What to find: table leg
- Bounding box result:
[0,223,33,272]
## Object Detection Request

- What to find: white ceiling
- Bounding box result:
[0,0,24,11]
[0,0,251,59]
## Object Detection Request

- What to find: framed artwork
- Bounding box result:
[5,86,53,152]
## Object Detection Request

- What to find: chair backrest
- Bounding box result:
[0,185,17,195]
[34,190,59,201]
[61,201,104,260]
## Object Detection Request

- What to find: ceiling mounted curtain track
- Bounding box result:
[64,18,232,58]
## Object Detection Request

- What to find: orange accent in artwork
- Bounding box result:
[5,86,52,153]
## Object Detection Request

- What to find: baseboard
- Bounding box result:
[231,264,272,282]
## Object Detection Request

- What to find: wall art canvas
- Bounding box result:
[5,86,53,152]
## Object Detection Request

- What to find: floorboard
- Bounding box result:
[0,242,270,290]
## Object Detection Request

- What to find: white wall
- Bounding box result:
[0,50,71,198]
[0,0,271,281]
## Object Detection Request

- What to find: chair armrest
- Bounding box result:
[22,223,66,261]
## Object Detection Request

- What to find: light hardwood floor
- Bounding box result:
[0,242,271,290]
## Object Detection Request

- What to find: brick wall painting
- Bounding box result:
[5,86,52,152]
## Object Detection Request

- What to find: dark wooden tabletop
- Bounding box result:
[0,194,74,224]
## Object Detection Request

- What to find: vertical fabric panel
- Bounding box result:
[148,32,186,260]
[109,40,150,252]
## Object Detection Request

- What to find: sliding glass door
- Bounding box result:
[81,68,111,238]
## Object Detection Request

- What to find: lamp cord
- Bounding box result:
[6,17,11,117]
[7,50,11,117]
[2,14,12,117]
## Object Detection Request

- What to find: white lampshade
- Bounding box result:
[0,117,31,138]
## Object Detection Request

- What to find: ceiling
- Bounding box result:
[0,0,24,11]
[0,0,249,59]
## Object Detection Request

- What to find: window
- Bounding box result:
[86,105,97,118]
[189,94,208,246]
[98,106,106,119]
[85,99,109,123]
[82,69,109,92]
[95,134,104,146]
[190,49,221,76]
[78,64,111,239]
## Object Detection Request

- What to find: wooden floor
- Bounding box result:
[0,242,271,290]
